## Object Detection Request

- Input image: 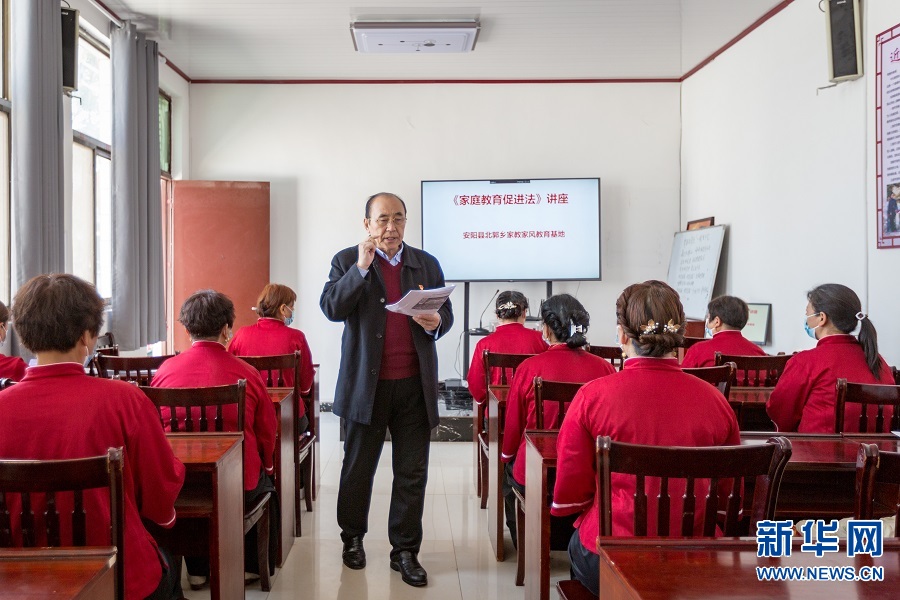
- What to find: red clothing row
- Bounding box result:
[152,341,277,491]
[466,322,548,405]
[551,357,740,554]
[501,344,615,485]
[0,353,26,381]
[681,329,765,368]
[228,317,315,417]
[0,363,186,600]
[766,334,894,433]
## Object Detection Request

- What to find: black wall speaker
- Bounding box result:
[825,0,863,83]
[61,8,79,91]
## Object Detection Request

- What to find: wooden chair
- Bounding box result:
[0,448,125,599]
[239,351,316,537]
[95,354,177,386]
[477,350,534,510]
[682,363,736,399]
[855,443,900,529]
[585,345,624,371]
[87,335,119,377]
[513,377,585,586]
[714,352,791,387]
[892,366,899,386]
[679,336,706,350]
[140,380,272,591]
[597,435,791,537]
[835,378,900,434]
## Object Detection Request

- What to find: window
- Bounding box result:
[95,155,112,298]
[71,142,95,284]
[71,37,111,146]
[159,92,171,176]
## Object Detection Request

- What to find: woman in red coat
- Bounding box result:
[152,290,278,589]
[767,283,893,433]
[500,294,615,546]
[552,281,740,595]
[0,301,26,381]
[466,290,547,405]
[229,283,314,432]
[0,274,185,600]
[681,295,765,368]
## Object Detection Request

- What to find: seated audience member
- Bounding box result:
[767,283,893,433]
[0,300,26,380]
[551,280,740,596]
[681,295,765,368]
[500,294,615,545]
[229,283,314,432]
[465,290,547,405]
[0,274,185,600]
[152,289,278,588]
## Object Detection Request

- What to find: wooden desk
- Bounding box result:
[269,387,295,566]
[597,538,900,600]
[487,385,509,561]
[0,547,116,599]
[524,430,558,600]
[730,387,776,431]
[163,433,244,600]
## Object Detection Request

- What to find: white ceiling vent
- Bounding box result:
[350,20,480,54]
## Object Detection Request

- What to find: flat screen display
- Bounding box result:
[421,178,601,282]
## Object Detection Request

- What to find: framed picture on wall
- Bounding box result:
[742,303,771,345]
[686,216,715,231]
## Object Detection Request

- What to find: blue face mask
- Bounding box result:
[804,312,821,339]
[284,306,294,327]
[705,326,713,338]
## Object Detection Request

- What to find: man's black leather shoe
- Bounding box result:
[342,536,366,569]
[390,551,427,587]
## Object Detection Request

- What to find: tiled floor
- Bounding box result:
[182,412,571,599]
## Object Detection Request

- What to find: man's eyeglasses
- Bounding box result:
[370,216,407,228]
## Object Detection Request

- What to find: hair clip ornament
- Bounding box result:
[497,301,516,311]
[639,320,658,334]
[855,311,867,321]
[569,321,585,337]
[665,319,680,333]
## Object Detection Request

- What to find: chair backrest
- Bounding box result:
[483,350,534,389]
[239,351,310,437]
[585,345,624,371]
[0,448,125,599]
[892,366,899,386]
[714,352,791,387]
[596,436,792,537]
[855,443,900,532]
[87,345,119,377]
[533,377,584,430]
[835,379,900,434]
[96,332,116,349]
[682,363,736,399]
[140,381,246,433]
[679,336,706,351]
[96,354,177,386]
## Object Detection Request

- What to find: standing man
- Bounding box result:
[320,192,453,587]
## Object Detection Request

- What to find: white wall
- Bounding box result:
[189,83,682,402]
[682,0,900,364]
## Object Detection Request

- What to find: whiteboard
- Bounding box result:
[666,225,726,320]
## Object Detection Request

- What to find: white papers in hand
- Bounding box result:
[386,285,455,316]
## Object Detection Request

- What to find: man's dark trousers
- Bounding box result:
[337,376,432,559]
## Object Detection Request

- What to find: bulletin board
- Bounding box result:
[666,225,726,321]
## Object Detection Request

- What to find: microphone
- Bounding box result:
[470,289,500,335]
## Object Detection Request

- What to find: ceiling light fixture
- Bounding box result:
[350,20,480,54]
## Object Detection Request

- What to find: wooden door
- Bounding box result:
[168,181,270,352]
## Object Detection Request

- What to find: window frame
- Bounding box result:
[159,90,172,178]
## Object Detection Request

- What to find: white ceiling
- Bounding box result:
[88,0,785,81]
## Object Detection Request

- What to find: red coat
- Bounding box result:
[501,344,615,485]
[551,357,740,554]
[228,317,315,417]
[152,341,277,490]
[466,323,548,405]
[0,363,185,600]
[767,334,894,433]
[681,330,765,368]
[0,353,26,380]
